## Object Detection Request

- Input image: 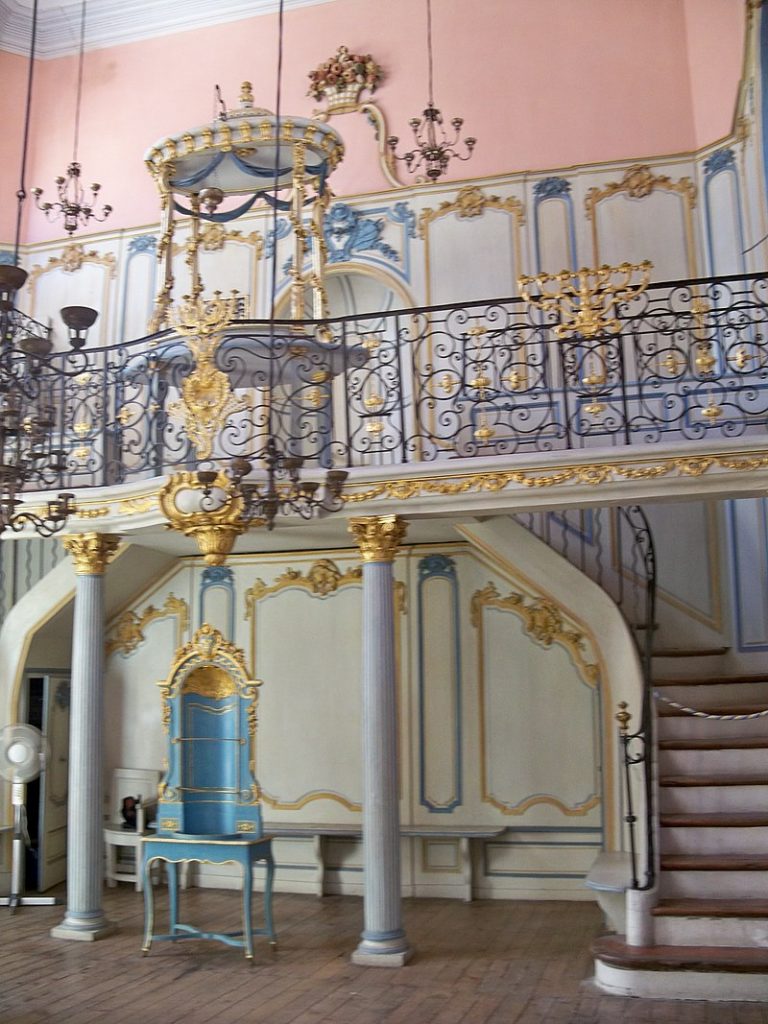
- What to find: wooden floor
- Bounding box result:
[1,887,768,1023]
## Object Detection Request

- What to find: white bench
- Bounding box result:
[264,823,506,902]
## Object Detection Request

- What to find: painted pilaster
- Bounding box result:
[348,515,412,967]
[51,533,120,942]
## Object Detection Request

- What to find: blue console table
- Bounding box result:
[141,834,276,961]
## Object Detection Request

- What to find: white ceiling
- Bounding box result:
[0,0,338,58]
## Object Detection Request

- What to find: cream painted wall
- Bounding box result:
[96,529,639,900]
[2,0,745,243]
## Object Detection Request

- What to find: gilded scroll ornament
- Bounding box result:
[62,532,120,575]
[348,514,407,562]
[419,186,525,237]
[470,582,599,686]
[584,163,697,221]
[107,594,189,658]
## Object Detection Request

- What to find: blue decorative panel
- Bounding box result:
[418,554,462,813]
[533,176,577,273]
[119,234,158,342]
[0,250,16,266]
[199,565,235,637]
[128,234,157,255]
[703,147,745,277]
[728,498,768,651]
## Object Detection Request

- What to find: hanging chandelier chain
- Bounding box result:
[426,0,434,107]
[14,0,39,263]
[72,0,87,165]
[386,0,476,182]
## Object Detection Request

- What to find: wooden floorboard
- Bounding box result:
[1,887,768,1022]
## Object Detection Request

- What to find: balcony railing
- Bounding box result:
[15,271,768,493]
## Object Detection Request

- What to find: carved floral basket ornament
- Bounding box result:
[308,45,383,111]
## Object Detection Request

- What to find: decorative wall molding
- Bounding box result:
[419,186,526,237]
[107,593,188,658]
[0,0,339,58]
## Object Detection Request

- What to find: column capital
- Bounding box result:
[348,515,407,563]
[62,533,121,575]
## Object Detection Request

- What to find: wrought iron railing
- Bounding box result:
[12,270,768,493]
[517,505,657,889]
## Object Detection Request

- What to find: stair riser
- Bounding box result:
[654,915,768,948]
[659,787,768,813]
[656,717,768,741]
[660,871,768,898]
[659,748,768,773]
[660,827,768,856]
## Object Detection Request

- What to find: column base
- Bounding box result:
[51,914,116,942]
[352,935,413,967]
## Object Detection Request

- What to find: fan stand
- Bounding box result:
[0,782,59,912]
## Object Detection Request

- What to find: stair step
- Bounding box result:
[657,703,768,717]
[653,898,768,918]
[593,934,768,972]
[661,854,768,871]
[658,737,768,750]
[659,773,768,787]
[660,812,768,828]
[656,674,768,688]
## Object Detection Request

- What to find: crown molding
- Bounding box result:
[0,0,337,58]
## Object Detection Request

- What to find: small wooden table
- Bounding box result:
[140,834,276,961]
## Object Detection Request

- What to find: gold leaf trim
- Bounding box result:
[260,788,361,812]
[107,593,189,658]
[419,185,525,238]
[27,243,117,283]
[585,163,697,221]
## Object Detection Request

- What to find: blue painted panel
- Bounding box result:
[417,554,462,813]
[728,497,768,651]
[533,177,577,273]
[199,565,235,636]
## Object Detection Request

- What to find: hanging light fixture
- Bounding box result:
[387,0,476,182]
[32,0,112,235]
[0,0,83,537]
[156,0,348,551]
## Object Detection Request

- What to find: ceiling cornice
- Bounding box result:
[0,0,338,58]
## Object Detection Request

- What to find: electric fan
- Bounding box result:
[0,724,59,911]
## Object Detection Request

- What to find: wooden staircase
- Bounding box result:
[593,672,768,999]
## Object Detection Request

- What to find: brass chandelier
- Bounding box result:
[387,0,475,181]
[32,0,112,235]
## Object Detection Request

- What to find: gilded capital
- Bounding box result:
[348,515,407,563]
[62,533,121,575]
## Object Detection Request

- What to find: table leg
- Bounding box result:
[313,834,325,898]
[242,858,254,960]
[263,854,276,948]
[141,855,155,954]
[166,861,179,934]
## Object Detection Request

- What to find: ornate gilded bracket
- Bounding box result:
[159,471,260,566]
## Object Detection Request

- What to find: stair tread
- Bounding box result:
[655,674,768,687]
[661,853,768,871]
[593,935,768,971]
[659,773,768,787]
[653,898,768,918]
[660,812,768,827]
[657,702,768,717]
[658,737,768,750]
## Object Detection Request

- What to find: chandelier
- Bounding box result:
[32,0,112,234]
[0,0,100,538]
[387,0,476,182]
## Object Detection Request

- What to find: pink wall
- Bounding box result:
[0,52,32,243]
[684,0,746,147]
[5,0,747,244]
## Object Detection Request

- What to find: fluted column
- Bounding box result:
[52,533,120,942]
[348,515,412,967]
